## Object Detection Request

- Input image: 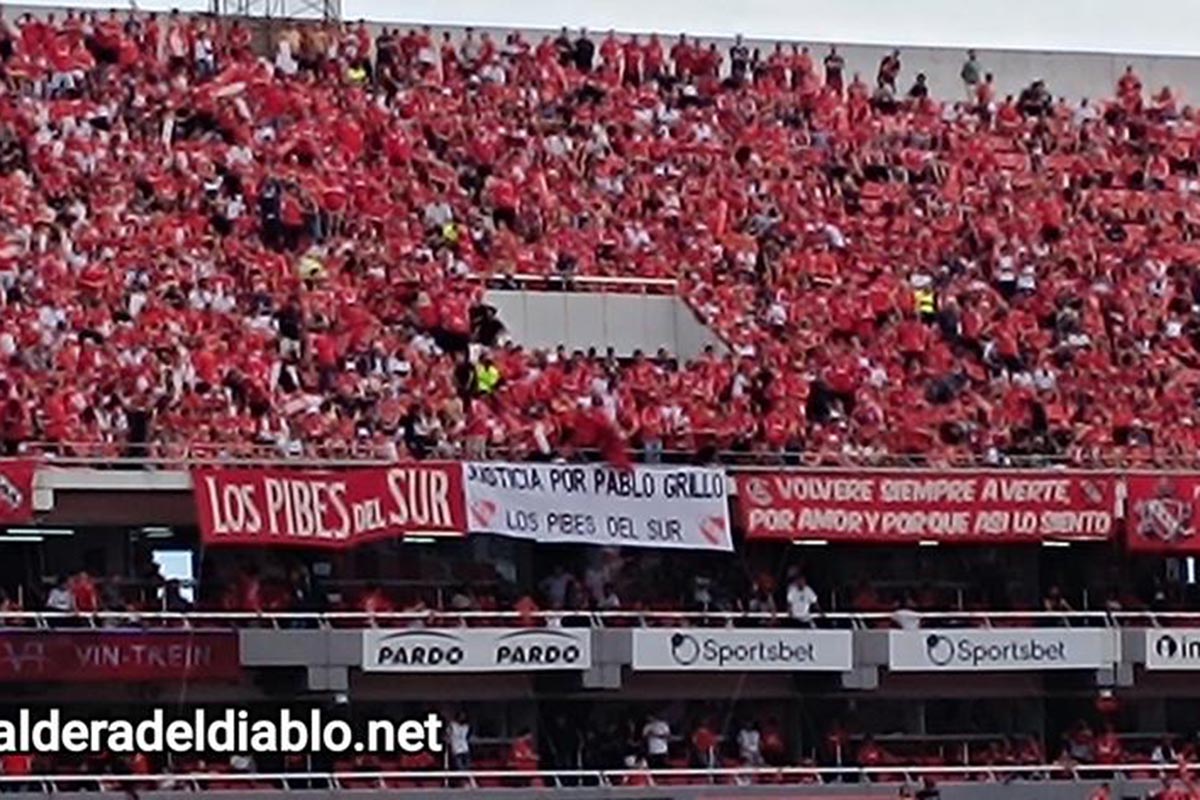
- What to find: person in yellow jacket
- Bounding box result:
[912,275,937,322]
[475,355,501,394]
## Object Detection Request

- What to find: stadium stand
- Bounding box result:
[4,7,1200,800]
[0,10,1199,466]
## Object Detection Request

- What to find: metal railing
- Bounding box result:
[469,273,680,293]
[0,609,1188,630]
[20,444,1200,470]
[0,763,1186,792]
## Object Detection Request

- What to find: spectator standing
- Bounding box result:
[738,720,765,767]
[892,592,921,630]
[976,71,996,108]
[161,579,191,613]
[541,565,574,610]
[554,26,573,66]
[69,570,99,614]
[474,354,501,396]
[690,719,718,768]
[729,34,750,85]
[877,49,901,92]
[1152,738,1178,764]
[786,572,820,627]
[790,44,813,90]
[507,729,539,772]
[448,711,471,771]
[1042,585,1073,622]
[823,46,845,92]
[573,28,595,72]
[747,582,778,617]
[1094,725,1123,764]
[643,713,671,769]
[46,575,75,614]
[907,73,929,101]
[598,583,621,611]
[960,49,981,100]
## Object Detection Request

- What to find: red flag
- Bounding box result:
[573,405,632,470]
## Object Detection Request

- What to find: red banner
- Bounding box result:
[736,470,1116,543]
[1126,474,1200,551]
[0,459,36,524]
[193,465,466,548]
[0,631,240,682]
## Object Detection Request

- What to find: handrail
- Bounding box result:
[21,445,1200,469]
[0,609,1178,629]
[469,272,680,290]
[0,763,1188,789]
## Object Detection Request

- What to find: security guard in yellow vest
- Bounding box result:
[475,356,501,395]
[914,285,936,322]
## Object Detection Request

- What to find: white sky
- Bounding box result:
[13,0,1200,57]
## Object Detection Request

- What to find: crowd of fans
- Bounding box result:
[0,11,1198,465]
[8,703,1200,795]
[10,547,1192,625]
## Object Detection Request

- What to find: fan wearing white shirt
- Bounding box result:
[46,576,75,615]
[786,574,820,627]
[448,711,471,770]
[643,714,671,769]
[738,721,764,767]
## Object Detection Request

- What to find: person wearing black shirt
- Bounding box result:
[554,26,574,66]
[729,34,750,85]
[878,48,902,92]
[824,46,845,92]
[907,73,929,101]
[573,28,595,72]
[1018,79,1052,116]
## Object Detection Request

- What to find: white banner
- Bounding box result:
[632,629,852,671]
[1145,629,1200,670]
[463,462,732,551]
[889,629,1115,672]
[362,628,592,673]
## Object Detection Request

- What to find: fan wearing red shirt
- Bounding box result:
[1153,777,1192,800]
[670,34,693,79]
[360,583,396,621]
[642,34,665,81]
[571,396,631,469]
[486,174,518,230]
[622,35,643,86]
[1094,726,1124,765]
[437,292,472,355]
[1,752,33,788]
[690,720,718,768]
[856,736,890,769]
[69,570,99,614]
[897,315,931,367]
[508,729,539,772]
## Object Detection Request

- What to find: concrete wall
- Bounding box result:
[8,3,1200,101]
[450,30,1200,107]
[485,290,726,360]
